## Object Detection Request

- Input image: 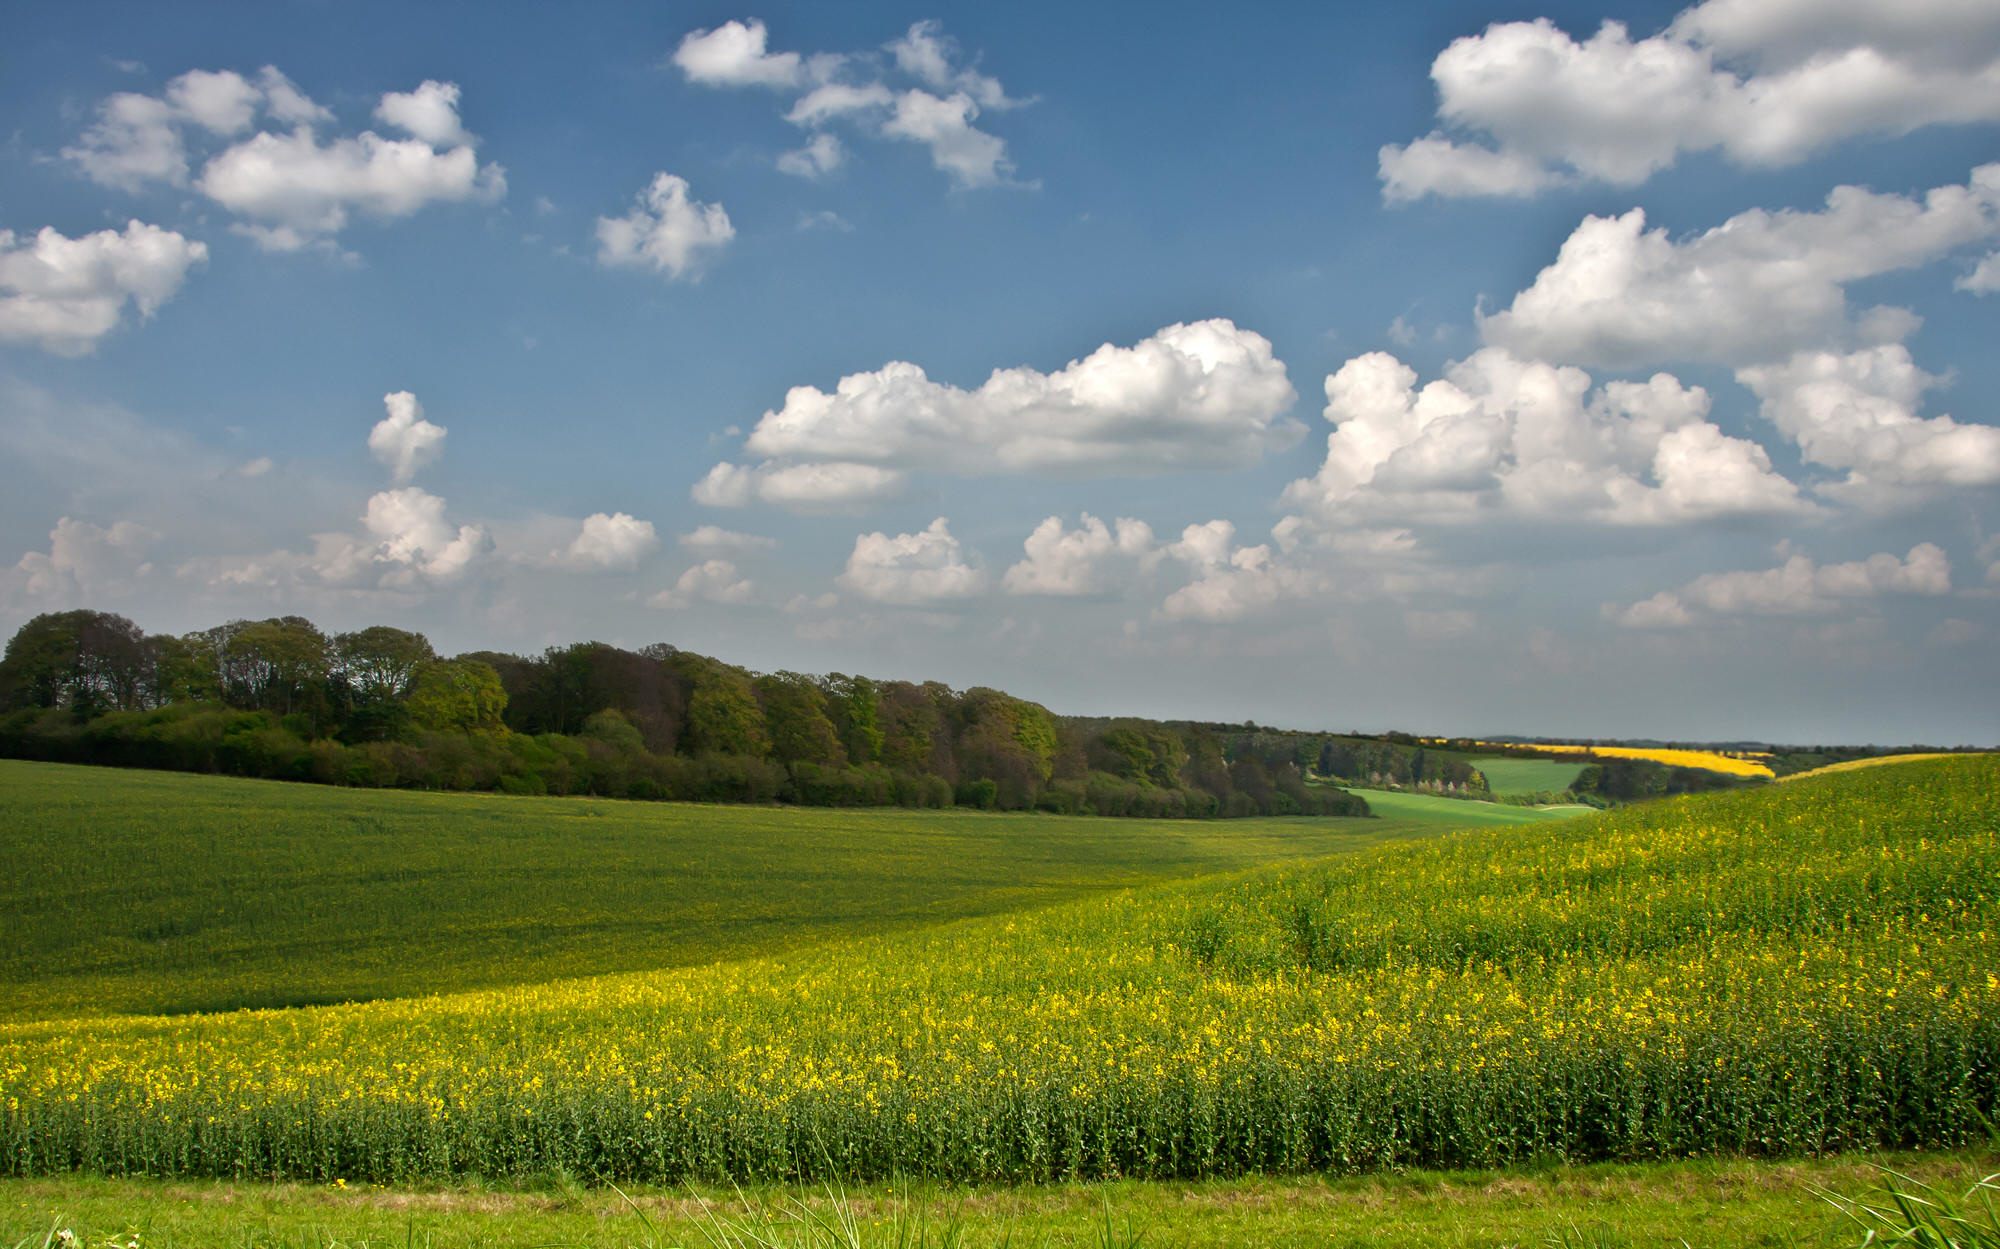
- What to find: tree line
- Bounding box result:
[0,609,1368,819]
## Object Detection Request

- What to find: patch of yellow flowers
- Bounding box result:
[2,758,1992,1183]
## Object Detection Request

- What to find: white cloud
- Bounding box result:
[649,559,756,609]
[595,172,734,280]
[199,122,505,252]
[374,80,474,148]
[778,132,846,179]
[558,512,658,570]
[1608,542,1952,625]
[886,21,1022,111]
[66,67,501,251]
[1737,345,2000,504]
[366,390,446,485]
[363,487,487,580]
[1482,167,2000,369]
[1157,520,1323,623]
[786,83,895,126]
[679,525,779,554]
[1282,348,1808,527]
[881,89,1014,189]
[1002,513,1158,596]
[0,220,208,356]
[1380,6,2000,201]
[717,320,1299,503]
[693,461,905,511]
[839,517,985,605]
[673,19,806,89]
[3,517,158,604]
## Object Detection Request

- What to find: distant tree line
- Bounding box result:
[0,610,1368,819]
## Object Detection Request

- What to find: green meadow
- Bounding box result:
[0,759,1457,1022]
[1465,755,1589,796]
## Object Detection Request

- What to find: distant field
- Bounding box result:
[1327,786,1581,824]
[0,760,1460,1022]
[1781,752,1965,781]
[1466,756,1588,796]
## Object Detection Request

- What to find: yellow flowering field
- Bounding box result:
[1474,742,1777,778]
[3,756,1993,1184]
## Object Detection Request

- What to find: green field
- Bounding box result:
[1466,755,1589,796]
[0,760,1464,1022]
[5,756,1992,1191]
[1325,786,1580,824]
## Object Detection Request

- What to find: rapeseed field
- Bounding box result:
[2,757,1992,1185]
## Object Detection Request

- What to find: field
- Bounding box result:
[1781,753,1963,781]
[1464,756,1589,796]
[0,760,1462,1023]
[5,756,1993,1193]
[1322,786,1580,824]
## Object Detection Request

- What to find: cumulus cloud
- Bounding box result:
[649,558,756,609]
[838,517,985,605]
[679,524,779,554]
[707,320,1299,508]
[777,132,845,179]
[557,512,658,570]
[672,19,807,89]
[1736,345,2000,505]
[1380,3,2000,201]
[1157,520,1323,623]
[3,517,158,604]
[679,18,1025,191]
[880,89,1015,188]
[1482,167,2000,369]
[1607,542,1952,626]
[367,391,446,484]
[595,173,734,280]
[0,220,207,356]
[1282,349,1808,527]
[363,487,487,581]
[692,460,904,510]
[65,66,503,251]
[1002,514,1159,596]
[374,80,474,148]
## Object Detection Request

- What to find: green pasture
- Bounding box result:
[1323,785,1581,824]
[0,759,1462,1022]
[1467,755,1588,795]
[6,1152,1995,1248]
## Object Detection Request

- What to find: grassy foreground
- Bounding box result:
[3,1152,1996,1247]
[0,760,1475,1022]
[6,756,1992,1186]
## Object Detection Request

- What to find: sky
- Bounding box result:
[3,0,1998,746]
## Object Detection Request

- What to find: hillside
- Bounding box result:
[0,759,1522,1022]
[5,755,1991,1184]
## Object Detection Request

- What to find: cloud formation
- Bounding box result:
[649,558,755,608]
[0,221,207,356]
[705,320,1299,509]
[1002,514,1158,596]
[1481,166,2000,369]
[596,173,734,280]
[1608,542,1952,626]
[1283,349,1808,527]
[1381,2,2000,201]
[678,525,778,554]
[558,512,658,570]
[66,66,505,251]
[677,19,1027,190]
[1158,520,1323,623]
[839,517,985,604]
[3,517,158,606]
[367,391,446,485]
[1737,345,2000,505]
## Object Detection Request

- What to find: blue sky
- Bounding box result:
[4,0,1998,744]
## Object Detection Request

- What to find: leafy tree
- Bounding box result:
[821,673,883,765]
[684,662,768,756]
[756,671,845,767]
[333,626,436,703]
[406,659,508,734]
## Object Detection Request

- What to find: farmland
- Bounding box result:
[0,760,1454,1023]
[4,755,1992,1193]
[1462,756,1589,796]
